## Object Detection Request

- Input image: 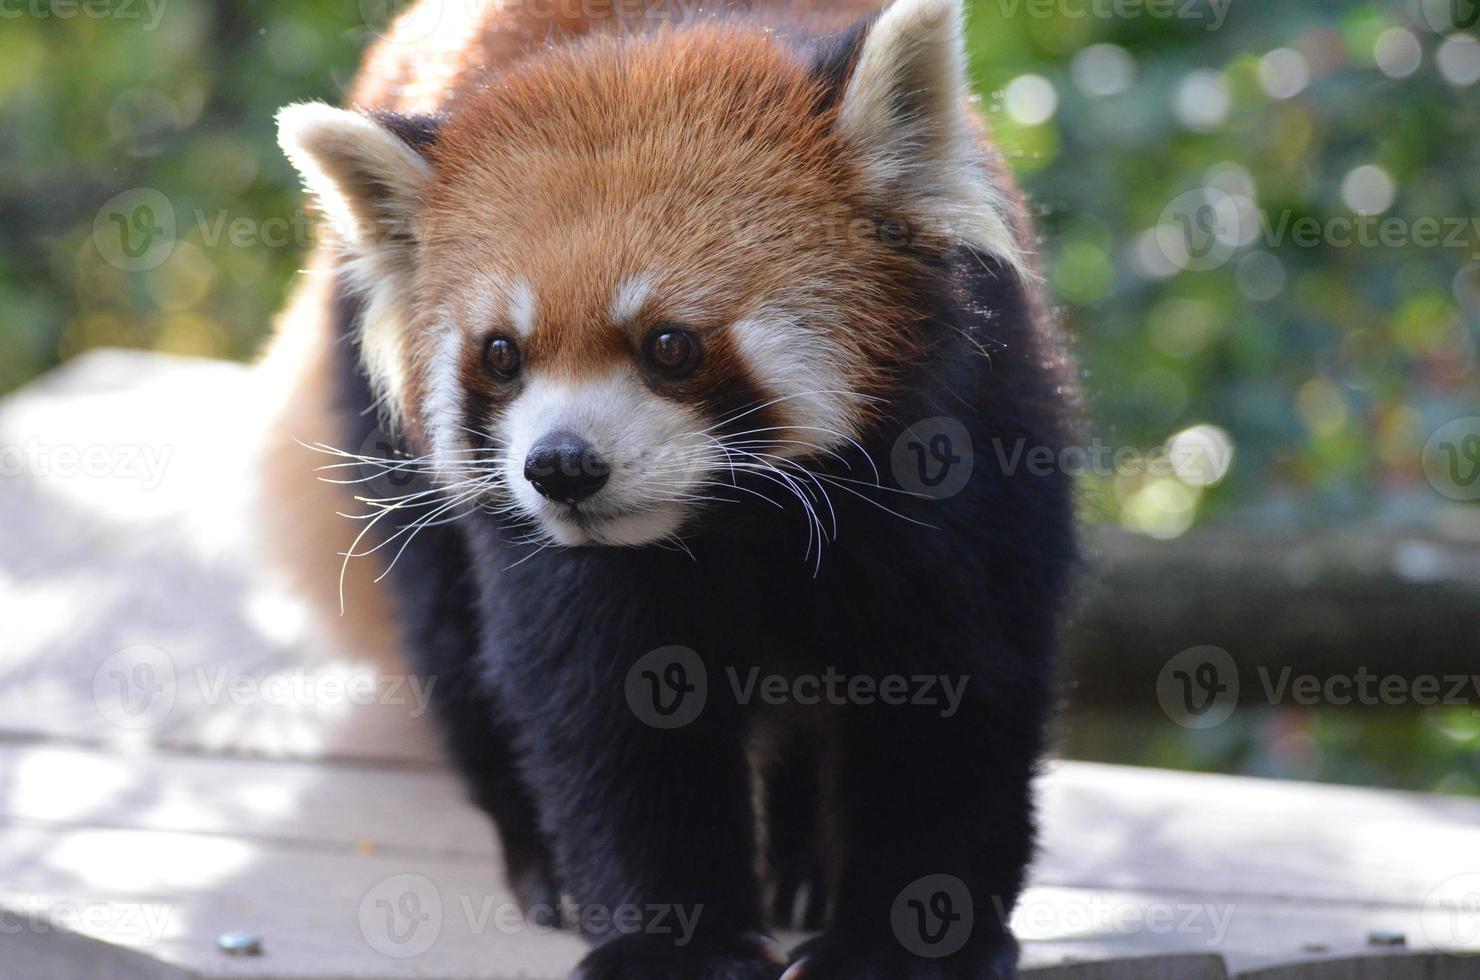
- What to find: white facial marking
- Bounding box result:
[611,274,656,325]
[502,369,713,546]
[465,276,505,329]
[509,279,537,338]
[729,305,865,453]
[424,325,469,480]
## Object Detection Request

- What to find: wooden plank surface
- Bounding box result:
[0,742,1244,979]
[5,351,1480,979]
[1036,762,1480,909]
[0,350,442,768]
[1237,954,1480,980]
[4,739,1479,979]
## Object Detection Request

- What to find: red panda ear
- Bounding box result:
[276,103,435,264]
[277,102,439,427]
[835,0,1025,274]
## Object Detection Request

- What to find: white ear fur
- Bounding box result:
[276,102,431,253]
[838,0,1026,274]
[277,102,434,425]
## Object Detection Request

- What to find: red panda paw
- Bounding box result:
[572,931,787,980]
[781,932,1019,980]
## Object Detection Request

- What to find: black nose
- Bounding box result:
[524,431,610,504]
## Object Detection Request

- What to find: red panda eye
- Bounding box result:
[644,327,700,377]
[485,336,522,379]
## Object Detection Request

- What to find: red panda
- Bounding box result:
[264,1,1076,978]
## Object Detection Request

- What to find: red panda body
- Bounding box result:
[266,1,1076,977]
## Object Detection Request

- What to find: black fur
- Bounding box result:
[329,238,1077,980]
[321,15,1076,978]
[808,18,873,114]
[365,109,443,154]
[330,289,560,912]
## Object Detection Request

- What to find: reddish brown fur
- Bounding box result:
[256,256,403,669]
[261,0,1004,659]
[350,0,885,115]
[398,24,948,440]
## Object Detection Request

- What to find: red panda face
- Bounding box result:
[414,30,926,546]
[278,0,1025,548]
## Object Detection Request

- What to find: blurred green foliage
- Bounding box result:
[0,2,361,391]
[1,1,1477,792]
[2,1,1475,529]
[1064,703,1480,796]
[964,0,1479,535]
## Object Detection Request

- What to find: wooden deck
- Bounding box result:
[3,351,1478,979]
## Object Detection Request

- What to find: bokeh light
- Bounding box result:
[1003,73,1059,126]
[1258,48,1311,99]
[1070,43,1136,97]
[1373,26,1423,77]
[1340,164,1396,215]
[1436,34,1480,85]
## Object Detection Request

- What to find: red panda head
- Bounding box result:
[278,0,1025,547]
